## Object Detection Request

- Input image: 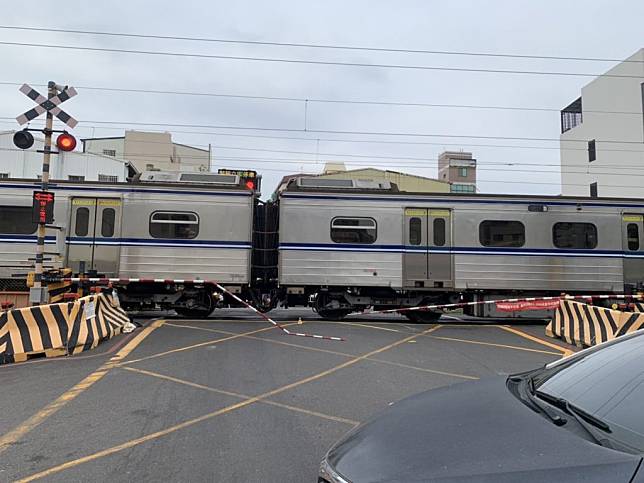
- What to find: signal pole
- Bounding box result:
[31,81,57,305]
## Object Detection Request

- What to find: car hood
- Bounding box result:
[327,378,642,483]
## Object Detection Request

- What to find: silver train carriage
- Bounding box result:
[274,178,644,320]
[0,173,256,316]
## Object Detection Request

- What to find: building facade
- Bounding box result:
[438,151,477,193]
[560,48,644,198]
[0,131,129,182]
[82,130,210,173]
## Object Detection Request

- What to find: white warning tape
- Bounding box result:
[59,277,344,341]
[367,293,644,315]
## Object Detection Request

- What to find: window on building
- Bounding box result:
[101,209,116,237]
[479,220,525,248]
[451,184,475,193]
[0,206,37,234]
[103,149,116,157]
[588,139,596,162]
[75,207,90,237]
[553,222,597,249]
[68,175,85,182]
[409,217,422,245]
[433,218,446,246]
[149,211,199,239]
[590,182,598,198]
[627,223,640,251]
[331,217,377,244]
[459,167,468,177]
[0,173,9,179]
[98,174,119,183]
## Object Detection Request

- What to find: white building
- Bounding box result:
[0,130,130,182]
[560,48,644,198]
[82,130,210,173]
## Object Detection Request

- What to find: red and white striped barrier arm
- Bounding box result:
[60,277,344,341]
[367,293,644,315]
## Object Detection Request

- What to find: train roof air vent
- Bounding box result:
[297,177,393,190]
[138,171,239,185]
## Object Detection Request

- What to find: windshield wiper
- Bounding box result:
[534,390,611,433]
[509,376,567,427]
[534,389,613,449]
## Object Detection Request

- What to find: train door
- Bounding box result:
[403,208,453,288]
[67,198,122,276]
[622,214,644,288]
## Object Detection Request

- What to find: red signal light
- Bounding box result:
[245,180,255,190]
[56,133,77,152]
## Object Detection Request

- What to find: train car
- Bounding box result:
[274,177,644,320]
[0,172,256,316]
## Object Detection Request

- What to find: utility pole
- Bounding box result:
[31,81,57,305]
[14,81,78,306]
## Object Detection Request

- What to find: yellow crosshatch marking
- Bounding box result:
[429,209,450,217]
[0,319,165,456]
[98,199,122,206]
[16,325,442,482]
[623,215,643,222]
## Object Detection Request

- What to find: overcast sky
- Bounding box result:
[2,0,643,196]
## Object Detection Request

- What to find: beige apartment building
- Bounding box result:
[82,130,211,173]
[438,151,477,193]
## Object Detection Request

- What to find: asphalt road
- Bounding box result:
[0,309,575,482]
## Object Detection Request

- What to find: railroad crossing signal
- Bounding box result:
[16,83,78,128]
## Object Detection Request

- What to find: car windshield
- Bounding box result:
[534,332,644,452]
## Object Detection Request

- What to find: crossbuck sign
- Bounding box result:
[16,83,78,128]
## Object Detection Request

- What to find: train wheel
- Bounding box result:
[174,307,213,319]
[317,309,351,320]
[404,310,442,323]
[175,292,214,319]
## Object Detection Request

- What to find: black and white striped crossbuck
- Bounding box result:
[16,83,78,128]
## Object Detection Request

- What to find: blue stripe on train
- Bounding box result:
[279,243,644,258]
[0,236,251,249]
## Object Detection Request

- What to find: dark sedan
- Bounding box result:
[320,330,644,483]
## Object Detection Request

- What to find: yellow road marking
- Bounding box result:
[0,319,165,456]
[166,322,477,380]
[119,322,297,366]
[122,366,359,427]
[428,334,562,355]
[498,325,574,357]
[18,325,441,482]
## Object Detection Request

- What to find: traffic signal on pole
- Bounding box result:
[56,132,77,152]
[13,129,34,149]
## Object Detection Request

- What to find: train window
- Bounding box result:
[552,222,597,249]
[409,218,422,245]
[75,207,90,237]
[149,211,199,239]
[433,218,446,246]
[479,220,525,248]
[0,206,37,234]
[101,208,116,238]
[627,223,639,251]
[331,217,377,244]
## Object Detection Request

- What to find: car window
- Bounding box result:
[536,332,644,450]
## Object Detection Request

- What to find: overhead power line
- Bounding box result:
[3,116,644,146]
[0,80,639,115]
[0,41,642,78]
[0,24,641,65]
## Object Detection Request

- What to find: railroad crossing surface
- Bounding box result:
[0,309,575,482]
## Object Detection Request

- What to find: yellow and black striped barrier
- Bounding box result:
[546,299,644,348]
[0,293,132,364]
